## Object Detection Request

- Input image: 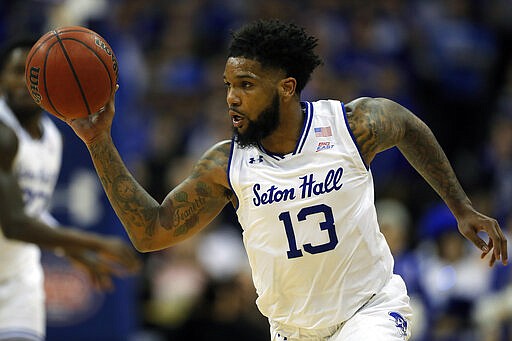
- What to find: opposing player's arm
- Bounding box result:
[0,123,141,275]
[345,97,507,266]
[0,123,57,243]
[0,122,29,235]
[87,137,233,252]
[0,124,90,246]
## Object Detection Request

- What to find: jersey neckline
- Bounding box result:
[256,101,313,161]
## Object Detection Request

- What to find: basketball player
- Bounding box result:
[0,38,141,341]
[65,20,508,340]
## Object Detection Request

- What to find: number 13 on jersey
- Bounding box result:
[279,204,338,259]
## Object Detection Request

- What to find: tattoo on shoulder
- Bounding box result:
[166,142,232,237]
[190,142,231,179]
[347,99,405,160]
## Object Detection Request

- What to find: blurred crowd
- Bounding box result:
[2,0,512,340]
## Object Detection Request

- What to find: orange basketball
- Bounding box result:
[25,26,118,119]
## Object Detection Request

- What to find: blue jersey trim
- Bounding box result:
[257,142,285,160]
[255,102,311,159]
[341,101,369,170]
[226,139,240,210]
[295,101,313,155]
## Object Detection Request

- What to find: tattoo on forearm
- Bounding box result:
[110,174,159,236]
[399,119,466,203]
[90,142,159,238]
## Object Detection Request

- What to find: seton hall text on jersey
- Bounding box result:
[252,166,344,206]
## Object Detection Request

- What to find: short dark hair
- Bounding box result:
[228,19,322,94]
[0,36,37,73]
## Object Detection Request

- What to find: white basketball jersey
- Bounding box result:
[0,98,62,281]
[228,100,394,329]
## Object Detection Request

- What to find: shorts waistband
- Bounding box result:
[269,293,377,340]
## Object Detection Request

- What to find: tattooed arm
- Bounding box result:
[67,91,232,252]
[86,137,232,252]
[345,97,507,266]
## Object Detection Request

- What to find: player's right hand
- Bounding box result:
[66,84,118,146]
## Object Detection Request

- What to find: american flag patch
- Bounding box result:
[314,126,332,137]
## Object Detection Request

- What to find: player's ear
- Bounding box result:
[280,77,296,100]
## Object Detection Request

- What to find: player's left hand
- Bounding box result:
[456,208,508,267]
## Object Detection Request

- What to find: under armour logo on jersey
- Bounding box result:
[249,155,264,164]
[388,311,408,338]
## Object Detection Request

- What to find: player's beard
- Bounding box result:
[233,93,280,149]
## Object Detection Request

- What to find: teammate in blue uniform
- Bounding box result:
[0,38,140,341]
[64,20,507,340]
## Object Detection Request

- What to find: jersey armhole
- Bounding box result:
[340,101,369,171]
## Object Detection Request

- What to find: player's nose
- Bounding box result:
[226,87,241,107]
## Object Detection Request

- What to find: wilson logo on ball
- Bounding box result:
[94,37,118,80]
[28,66,42,104]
